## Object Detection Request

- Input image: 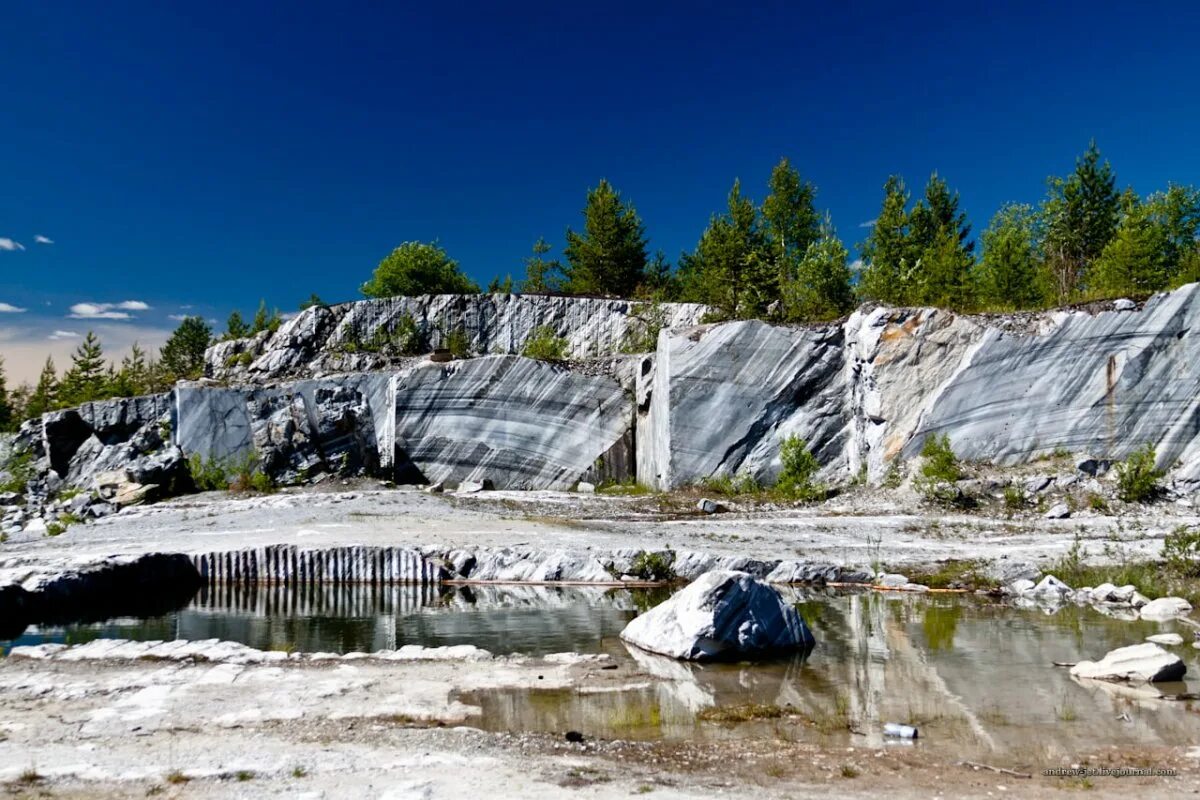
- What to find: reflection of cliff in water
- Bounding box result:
[464,590,1200,760]
[178,583,650,655]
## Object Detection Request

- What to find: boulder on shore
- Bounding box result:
[1138,596,1193,621]
[1070,642,1187,683]
[619,570,815,661]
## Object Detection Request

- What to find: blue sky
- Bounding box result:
[2,1,1199,382]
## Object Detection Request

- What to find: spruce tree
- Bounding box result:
[1091,197,1172,295]
[858,176,912,304]
[250,300,282,335]
[677,180,771,319]
[563,180,648,297]
[111,342,150,397]
[978,204,1045,310]
[0,357,12,432]
[160,316,213,382]
[225,310,251,340]
[60,332,106,406]
[1041,141,1120,300]
[26,358,58,418]
[522,237,564,293]
[761,158,821,297]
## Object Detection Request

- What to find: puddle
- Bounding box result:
[3,583,1197,762]
[0,583,668,657]
[460,590,1200,761]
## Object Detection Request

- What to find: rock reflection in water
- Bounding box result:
[2,583,661,657]
[462,588,1200,761]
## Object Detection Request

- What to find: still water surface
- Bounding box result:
[3,583,1197,761]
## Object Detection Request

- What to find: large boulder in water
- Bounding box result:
[1070,643,1186,683]
[620,570,815,661]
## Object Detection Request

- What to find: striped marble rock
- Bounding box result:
[392,355,633,489]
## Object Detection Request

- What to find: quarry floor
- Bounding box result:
[2,648,1196,799]
[3,480,1197,579]
[4,484,1200,797]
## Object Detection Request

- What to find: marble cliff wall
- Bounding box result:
[204,293,710,381]
[641,283,1200,489]
[17,284,1200,495]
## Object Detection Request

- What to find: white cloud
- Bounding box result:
[849,258,865,274]
[68,300,151,319]
[0,303,26,313]
[168,314,189,321]
[34,234,53,245]
[0,238,25,251]
[858,219,877,229]
[48,330,80,340]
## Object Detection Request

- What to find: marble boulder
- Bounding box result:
[620,570,815,661]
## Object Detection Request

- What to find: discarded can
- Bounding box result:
[883,723,919,739]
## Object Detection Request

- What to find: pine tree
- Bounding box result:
[60,332,106,406]
[677,180,771,319]
[225,310,251,340]
[858,176,912,304]
[522,237,564,293]
[0,357,13,432]
[1042,141,1120,300]
[638,250,678,300]
[160,316,213,382]
[782,218,854,321]
[908,173,974,258]
[563,180,648,297]
[25,358,58,419]
[977,204,1045,310]
[299,293,327,310]
[487,274,515,293]
[916,227,977,309]
[111,342,151,397]
[250,300,282,335]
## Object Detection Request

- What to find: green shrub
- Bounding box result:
[521,326,569,361]
[188,453,274,493]
[188,453,232,491]
[627,551,676,581]
[915,434,967,506]
[1115,443,1162,503]
[1163,525,1200,576]
[45,521,66,537]
[619,301,667,354]
[775,436,822,501]
[391,314,425,355]
[882,463,903,489]
[1003,485,1025,511]
[919,434,961,483]
[0,449,34,494]
[700,472,762,496]
[444,327,471,359]
[1088,493,1110,512]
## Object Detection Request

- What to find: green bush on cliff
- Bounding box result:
[521,326,569,361]
[1115,443,1162,503]
[188,453,274,493]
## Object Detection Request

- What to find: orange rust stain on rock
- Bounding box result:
[878,314,924,344]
